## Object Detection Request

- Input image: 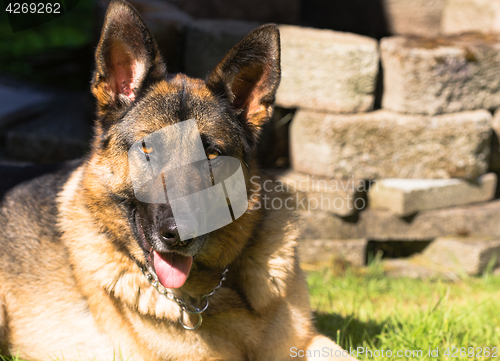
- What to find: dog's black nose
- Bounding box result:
[158,217,195,248]
[159,218,180,246]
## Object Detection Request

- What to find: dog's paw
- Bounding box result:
[306,335,359,361]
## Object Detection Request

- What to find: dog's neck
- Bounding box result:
[58,163,299,322]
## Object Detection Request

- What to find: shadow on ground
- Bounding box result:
[313,311,384,348]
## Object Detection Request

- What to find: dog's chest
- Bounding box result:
[124,294,298,361]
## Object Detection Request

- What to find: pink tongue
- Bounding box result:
[153,251,193,289]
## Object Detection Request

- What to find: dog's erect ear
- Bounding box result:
[207,24,281,145]
[92,0,166,116]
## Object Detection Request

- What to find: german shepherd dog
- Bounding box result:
[0,1,357,360]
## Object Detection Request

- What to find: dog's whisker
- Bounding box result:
[114,199,129,209]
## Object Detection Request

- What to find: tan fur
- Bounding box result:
[56,165,310,360]
[0,161,356,360]
[0,1,358,359]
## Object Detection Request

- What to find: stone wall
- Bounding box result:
[161,0,500,276]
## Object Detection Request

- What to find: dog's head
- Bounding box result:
[83,0,280,290]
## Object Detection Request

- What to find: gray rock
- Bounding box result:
[297,200,500,241]
[130,0,192,73]
[441,0,500,35]
[0,84,51,132]
[369,174,497,216]
[422,236,500,275]
[262,170,367,217]
[5,94,92,162]
[0,162,67,199]
[298,239,367,266]
[384,0,446,36]
[276,25,379,113]
[290,109,491,180]
[382,256,459,280]
[184,19,261,79]
[381,34,500,115]
[184,22,380,113]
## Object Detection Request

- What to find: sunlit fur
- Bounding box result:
[0,0,357,360]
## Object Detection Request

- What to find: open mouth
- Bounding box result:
[152,251,193,289]
[133,210,193,289]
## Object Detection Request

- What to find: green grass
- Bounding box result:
[0,354,21,361]
[2,260,500,360]
[307,258,500,360]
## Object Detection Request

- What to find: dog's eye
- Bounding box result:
[207,149,219,160]
[141,143,154,155]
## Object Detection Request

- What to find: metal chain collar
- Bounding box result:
[135,260,228,330]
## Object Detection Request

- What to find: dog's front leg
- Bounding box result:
[306,335,359,361]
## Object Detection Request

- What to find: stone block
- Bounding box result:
[276,25,379,113]
[184,19,260,79]
[384,0,446,37]
[0,84,51,132]
[5,94,92,162]
[298,239,367,266]
[184,22,379,112]
[132,0,192,73]
[381,33,500,115]
[296,200,500,241]
[442,0,500,35]
[290,109,491,180]
[422,236,500,275]
[368,173,497,216]
[382,257,458,280]
[0,162,68,200]
[263,170,367,216]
